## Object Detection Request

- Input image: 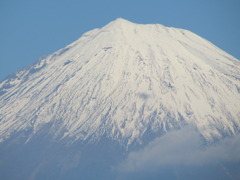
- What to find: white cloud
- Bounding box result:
[118,126,240,172]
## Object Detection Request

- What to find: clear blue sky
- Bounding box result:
[0,0,239,81]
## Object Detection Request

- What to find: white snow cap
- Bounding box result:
[0,18,239,146]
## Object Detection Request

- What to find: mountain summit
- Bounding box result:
[0,18,240,146]
[1,18,240,180]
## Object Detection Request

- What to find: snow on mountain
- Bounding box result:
[0,18,240,146]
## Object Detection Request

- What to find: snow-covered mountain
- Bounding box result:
[1,18,240,180]
[0,18,240,146]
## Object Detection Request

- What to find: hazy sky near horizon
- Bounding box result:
[0,0,239,80]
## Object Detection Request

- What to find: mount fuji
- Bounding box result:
[0,18,240,180]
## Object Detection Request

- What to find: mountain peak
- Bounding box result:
[1,19,240,180]
[104,18,135,30]
[0,19,239,145]
[106,18,166,31]
[113,17,132,23]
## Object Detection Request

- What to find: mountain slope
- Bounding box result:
[0,18,240,146]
